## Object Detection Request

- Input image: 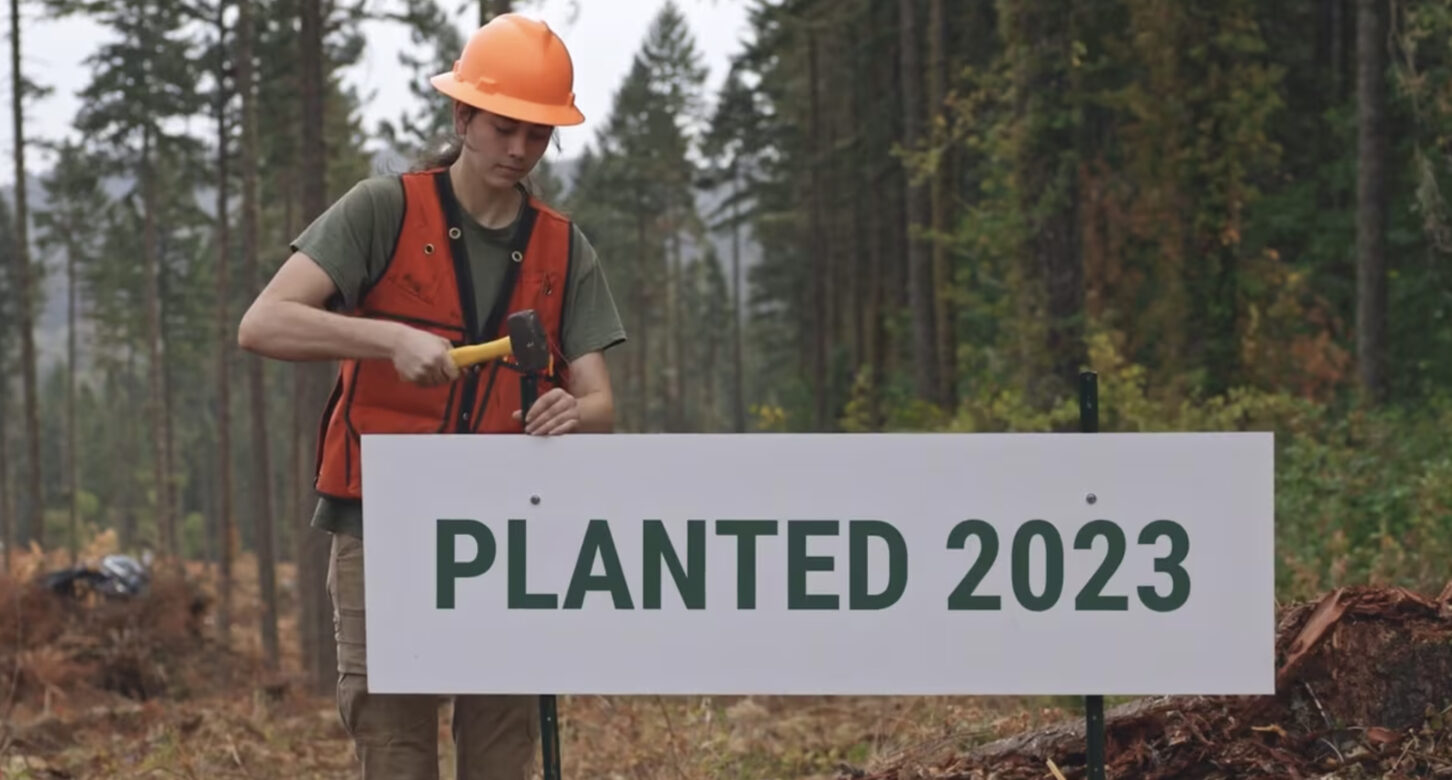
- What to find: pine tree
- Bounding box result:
[701,63,760,433]
[378,0,465,160]
[204,0,238,640]
[0,195,18,569]
[10,0,44,550]
[34,141,106,563]
[238,0,280,670]
[59,0,207,560]
[293,0,331,694]
[594,1,707,431]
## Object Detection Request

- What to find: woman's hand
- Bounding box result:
[391,328,459,387]
[516,387,579,435]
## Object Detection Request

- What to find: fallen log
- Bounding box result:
[853,584,1452,780]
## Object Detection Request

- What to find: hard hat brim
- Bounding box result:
[431,73,585,127]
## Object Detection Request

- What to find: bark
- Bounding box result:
[700,263,717,429]
[928,0,955,408]
[665,212,682,431]
[866,173,886,431]
[634,214,650,431]
[214,2,235,645]
[1333,0,1349,100]
[1006,0,1083,404]
[141,127,176,560]
[0,386,12,572]
[298,0,336,694]
[10,0,42,552]
[808,29,829,430]
[1356,0,1388,403]
[238,0,279,671]
[730,165,746,433]
[66,197,78,565]
[899,0,940,406]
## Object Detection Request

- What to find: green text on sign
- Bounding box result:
[435,518,1190,613]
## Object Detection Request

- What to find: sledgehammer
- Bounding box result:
[446,309,550,371]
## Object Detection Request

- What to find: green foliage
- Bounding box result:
[7,0,1451,607]
[566,1,709,432]
[886,331,1452,600]
[375,0,466,158]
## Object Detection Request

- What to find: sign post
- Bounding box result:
[361,429,1274,773]
[1080,370,1106,780]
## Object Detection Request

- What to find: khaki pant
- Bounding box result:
[328,533,540,779]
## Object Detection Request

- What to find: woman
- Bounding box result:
[238,13,625,779]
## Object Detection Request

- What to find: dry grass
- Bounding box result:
[0,533,1057,779]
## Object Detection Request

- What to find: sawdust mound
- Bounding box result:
[853,584,1452,779]
[0,566,239,711]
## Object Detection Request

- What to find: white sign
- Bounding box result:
[361,433,1274,696]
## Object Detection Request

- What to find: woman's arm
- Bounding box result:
[237,251,460,387]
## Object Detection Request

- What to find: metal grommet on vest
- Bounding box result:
[448,227,462,240]
[511,250,523,263]
[424,243,435,254]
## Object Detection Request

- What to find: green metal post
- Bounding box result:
[1081,370,1106,780]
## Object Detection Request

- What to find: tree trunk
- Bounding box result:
[866,173,886,431]
[807,30,829,430]
[665,211,682,431]
[1356,0,1388,403]
[67,204,78,564]
[730,165,746,433]
[634,214,650,431]
[899,0,940,406]
[214,6,236,645]
[239,0,279,671]
[1333,0,1349,100]
[0,385,12,572]
[118,360,137,552]
[140,127,176,560]
[10,0,42,552]
[1006,0,1083,405]
[298,0,336,694]
[700,262,717,429]
[928,0,955,409]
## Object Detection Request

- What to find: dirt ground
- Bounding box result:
[0,537,1058,779]
[3,535,1451,779]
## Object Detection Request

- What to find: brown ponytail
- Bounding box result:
[411,138,464,172]
[411,103,478,171]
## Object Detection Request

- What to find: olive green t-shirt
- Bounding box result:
[291,174,627,538]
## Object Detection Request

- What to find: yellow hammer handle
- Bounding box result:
[448,336,512,368]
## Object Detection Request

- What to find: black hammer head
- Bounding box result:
[507,310,550,372]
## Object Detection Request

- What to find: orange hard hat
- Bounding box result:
[430,13,585,127]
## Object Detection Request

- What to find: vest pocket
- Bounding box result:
[379,249,445,307]
[519,269,560,309]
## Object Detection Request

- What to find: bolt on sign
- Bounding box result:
[360,433,1274,696]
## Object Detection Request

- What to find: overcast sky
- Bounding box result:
[0,0,751,186]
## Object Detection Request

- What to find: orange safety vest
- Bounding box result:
[313,168,573,502]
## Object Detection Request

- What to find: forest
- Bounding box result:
[3,0,1452,777]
